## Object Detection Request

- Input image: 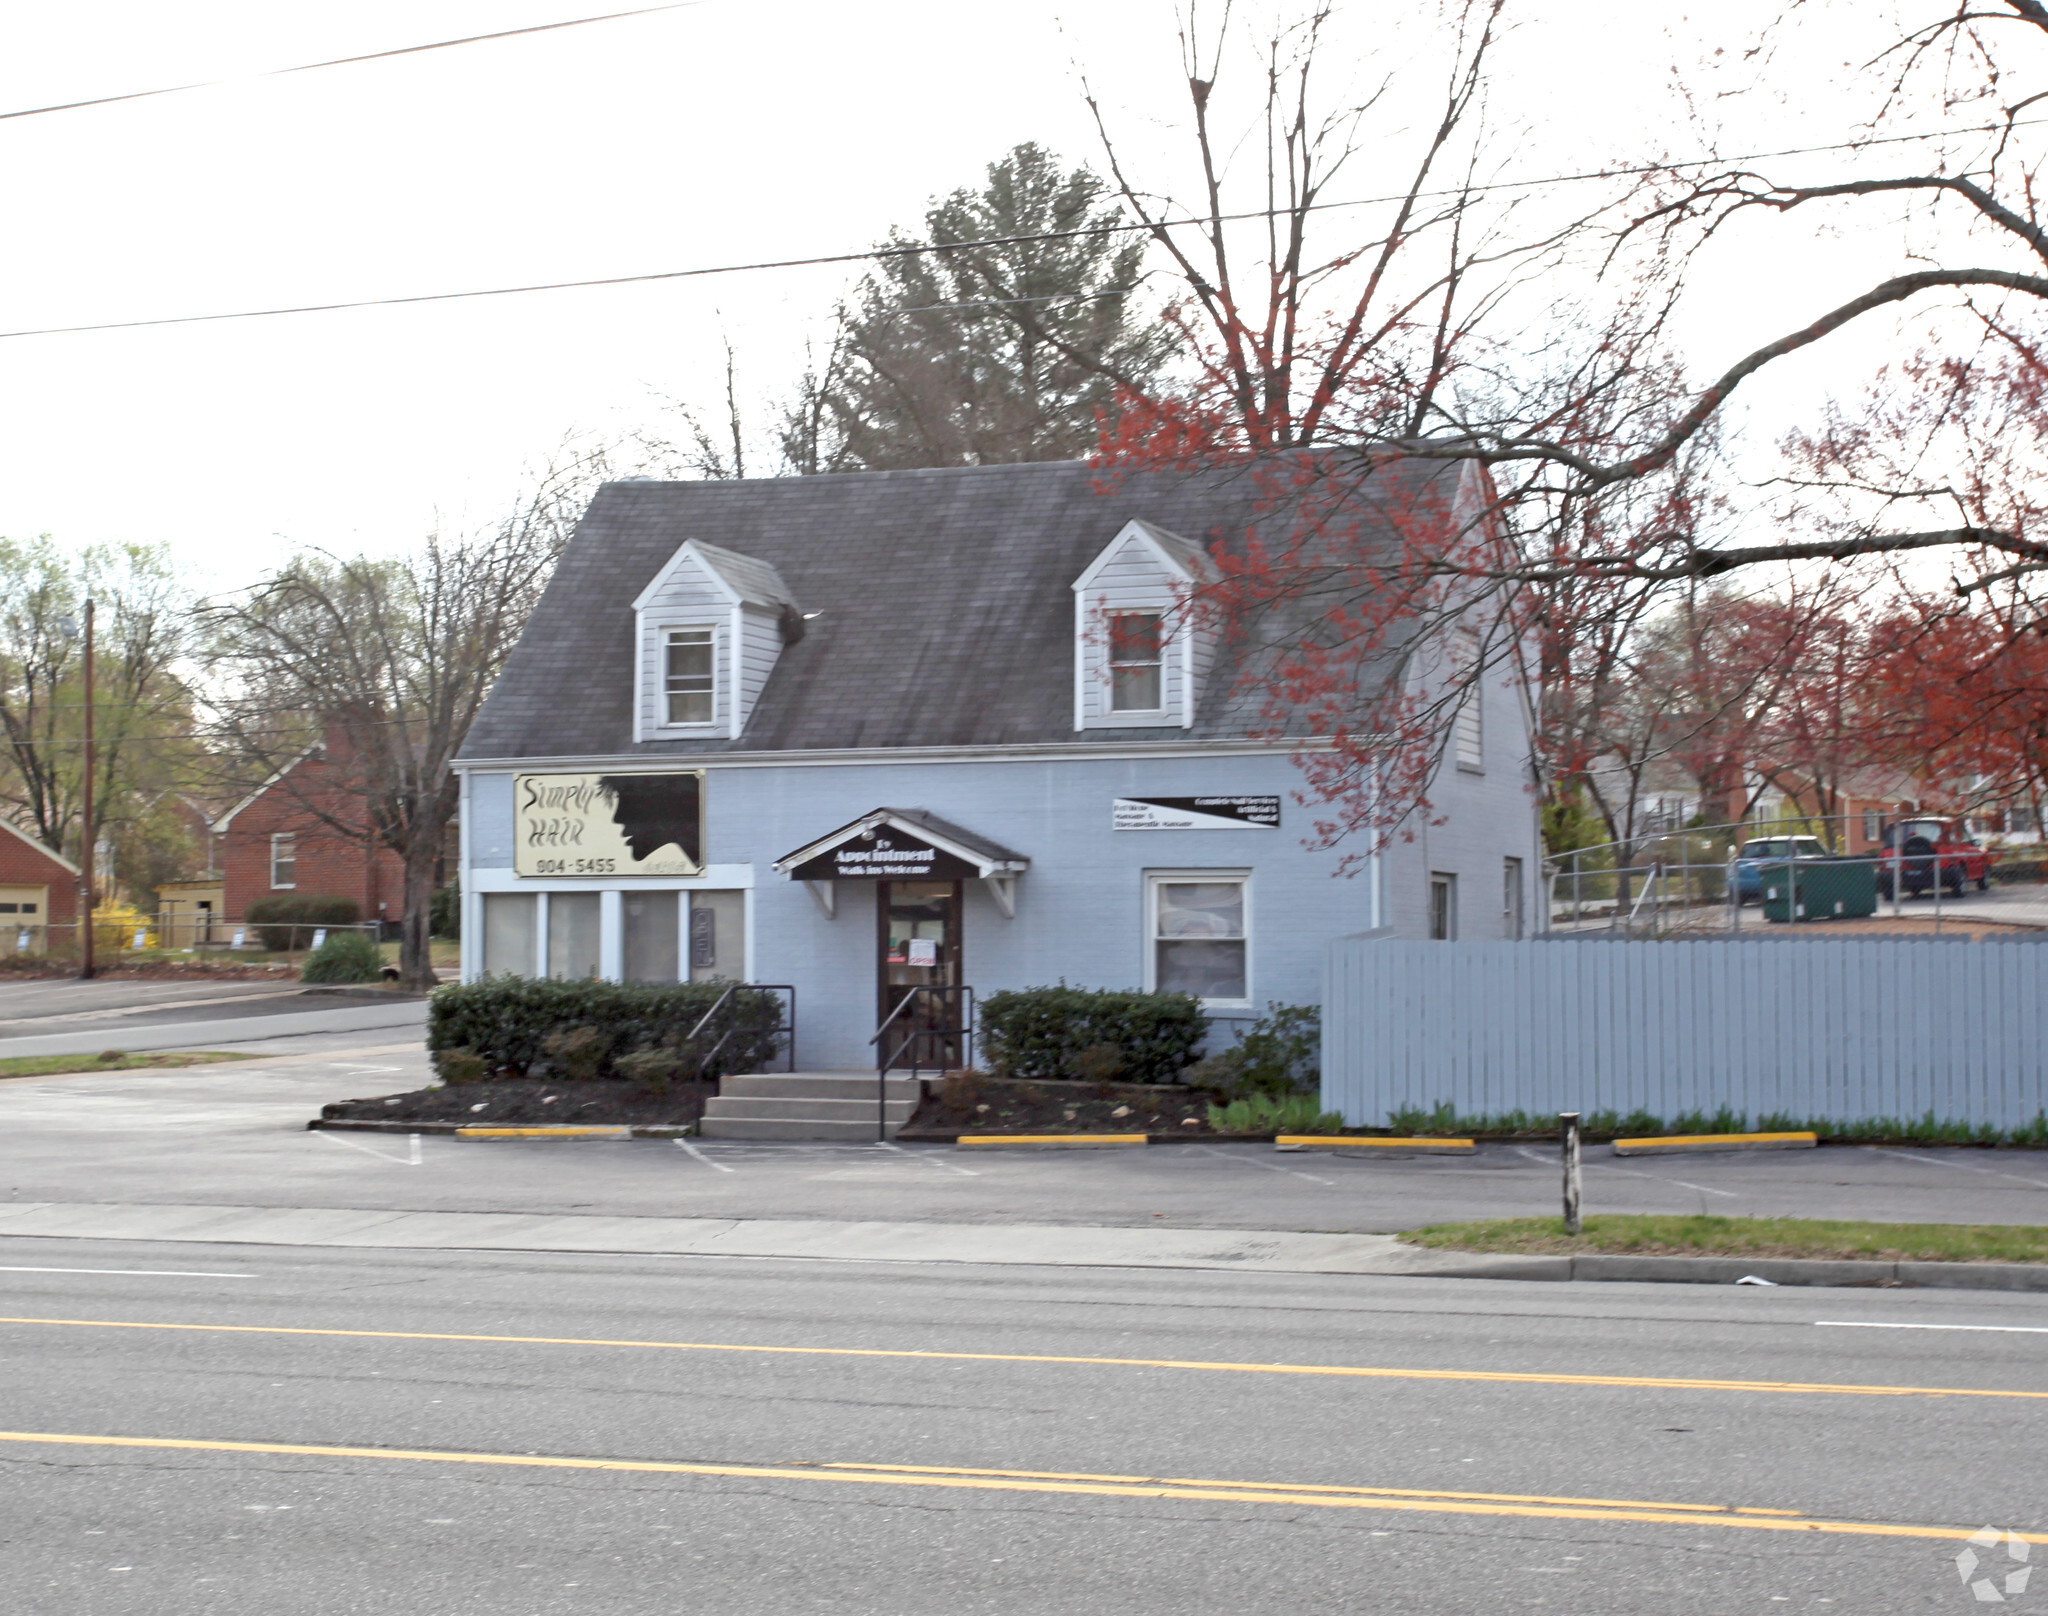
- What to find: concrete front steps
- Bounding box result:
[698,1071,922,1141]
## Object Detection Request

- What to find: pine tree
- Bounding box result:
[781,144,1171,472]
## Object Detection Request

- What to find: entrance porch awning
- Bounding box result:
[773,808,1029,917]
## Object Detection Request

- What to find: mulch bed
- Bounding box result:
[319,1078,715,1128]
[897,1076,1220,1140]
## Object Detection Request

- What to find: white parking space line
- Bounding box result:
[0,1266,254,1278]
[315,1130,423,1166]
[1887,1150,2048,1190]
[876,1140,978,1177]
[1192,1143,1334,1186]
[1817,1321,2048,1335]
[1516,1144,1739,1198]
[674,1140,735,1173]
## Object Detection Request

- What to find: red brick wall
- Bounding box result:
[218,757,408,924]
[0,826,78,924]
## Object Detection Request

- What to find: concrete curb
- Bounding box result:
[957,1134,1148,1150]
[1612,1131,1818,1157]
[308,1119,696,1139]
[1399,1247,2048,1290]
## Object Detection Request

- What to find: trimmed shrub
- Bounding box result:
[300,929,384,984]
[979,984,1205,1085]
[1186,1002,1320,1099]
[246,895,362,952]
[426,975,782,1082]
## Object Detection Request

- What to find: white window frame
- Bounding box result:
[1143,868,1251,1009]
[661,625,719,728]
[1502,857,1523,941]
[269,832,297,890]
[1107,610,1167,714]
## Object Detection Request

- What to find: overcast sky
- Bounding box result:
[0,2,1984,592]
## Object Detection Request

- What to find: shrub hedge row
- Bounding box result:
[978,984,1206,1084]
[245,894,362,952]
[426,975,783,1082]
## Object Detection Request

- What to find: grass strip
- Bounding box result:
[1399,1214,2048,1264]
[0,1051,254,1080]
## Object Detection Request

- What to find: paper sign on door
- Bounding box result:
[907,938,939,967]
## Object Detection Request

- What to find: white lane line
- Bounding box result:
[674,1140,735,1173]
[875,1140,978,1177]
[1817,1321,2048,1335]
[1516,1145,1739,1199]
[1885,1150,2048,1190]
[315,1130,421,1166]
[1192,1143,1334,1186]
[0,1266,254,1279]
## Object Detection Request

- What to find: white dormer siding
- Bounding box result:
[1071,519,1216,731]
[632,540,797,742]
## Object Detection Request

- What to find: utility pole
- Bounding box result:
[62,601,98,979]
[80,598,97,979]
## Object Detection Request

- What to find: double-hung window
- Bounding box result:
[269,833,296,889]
[664,628,715,725]
[1148,873,1248,1005]
[1109,611,1164,712]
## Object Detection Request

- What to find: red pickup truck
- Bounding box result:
[1875,818,1994,898]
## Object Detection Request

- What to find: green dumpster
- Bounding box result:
[1761,857,1878,923]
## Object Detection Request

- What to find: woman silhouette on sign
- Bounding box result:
[596,774,702,865]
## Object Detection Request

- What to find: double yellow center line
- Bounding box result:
[1,1314,2044,1401]
[2,1431,2038,1544]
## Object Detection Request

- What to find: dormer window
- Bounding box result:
[664,629,716,725]
[633,540,798,742]
[1109,612,1164,712]
[1072,519,1217,731]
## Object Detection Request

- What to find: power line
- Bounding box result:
[2,114,2042,343]
[0,3,702,123]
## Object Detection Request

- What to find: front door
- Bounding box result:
[877,880,962,1069]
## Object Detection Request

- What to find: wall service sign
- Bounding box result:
[1113,796,1281,832]
[515,771,704,876]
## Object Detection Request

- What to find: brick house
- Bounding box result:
[214,746,407,928]
[0,819,80,954]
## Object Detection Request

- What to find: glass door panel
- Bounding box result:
[877,880,961,1068]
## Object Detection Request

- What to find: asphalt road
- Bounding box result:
[0,977,428,1059]
[0,1240,2043,1614]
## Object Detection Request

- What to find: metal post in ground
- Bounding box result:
[1560,1112,1583,1236]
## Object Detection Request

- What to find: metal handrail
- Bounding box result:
[869,984,974,1143]
[684,983,798,1077]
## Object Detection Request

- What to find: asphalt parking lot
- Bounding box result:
[1,1043,2043,1232]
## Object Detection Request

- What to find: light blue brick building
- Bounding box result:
[455,460,1542,1069]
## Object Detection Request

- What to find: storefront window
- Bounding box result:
[1150,875,1247,1003]
[623,890,679,983]
[481,892,537,977]
[547,891,602,979]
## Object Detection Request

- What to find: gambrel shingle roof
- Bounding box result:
[460,457,1456,761]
